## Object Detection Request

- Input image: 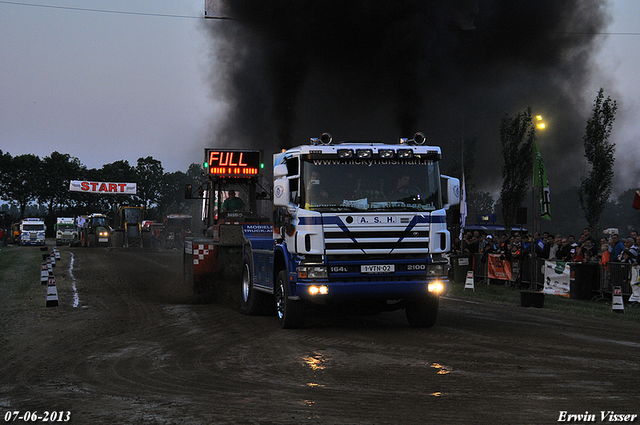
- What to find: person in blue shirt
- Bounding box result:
[611,233,625,260]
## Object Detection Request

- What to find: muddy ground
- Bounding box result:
[1,246,639,424]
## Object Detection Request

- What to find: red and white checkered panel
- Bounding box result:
[193,244,215,265]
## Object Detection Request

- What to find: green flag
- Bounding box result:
[534,142,551,220]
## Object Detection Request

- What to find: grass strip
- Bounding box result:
[0,245,52,340]
[448,279,640,323]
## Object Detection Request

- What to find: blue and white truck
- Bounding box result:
[19,217,47,246]
[184,134,460,328]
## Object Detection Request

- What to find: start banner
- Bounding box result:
[69,180,137,195]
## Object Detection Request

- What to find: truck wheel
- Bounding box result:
[275,270,305,329]
[240,261,272,316]
[88,234,96,248]
[112,231,123,248]
[405,293,439,328]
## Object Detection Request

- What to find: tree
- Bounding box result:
[499,107,535,234]
[158,171,190,216]
[38,151,83,214]
[0,150,12,192]
[99,160,138,212]
[579,88,617,234]
[136,156,164,210]
[467,190,494,219]
[3,154,42,218]
[157,163,206,218]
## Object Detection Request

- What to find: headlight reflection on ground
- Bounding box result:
[303,352,328,371]
[430,362,453,375]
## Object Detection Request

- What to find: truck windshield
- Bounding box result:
[302,157,441,212]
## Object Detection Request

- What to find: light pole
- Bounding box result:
[531,114,546,289]
[533,115,547,234]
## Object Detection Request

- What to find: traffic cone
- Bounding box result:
[40,263,49,284]
[612,286,625,314]
[464,271,475,292]
[46,285,59,307]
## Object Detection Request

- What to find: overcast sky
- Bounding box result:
[0,0,217,173]
[1,0,639,187]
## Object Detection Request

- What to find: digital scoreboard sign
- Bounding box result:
[205,149,261,177]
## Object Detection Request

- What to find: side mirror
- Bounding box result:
[273,178,291,207]
[442,176,460,210]
[273,164,288,179]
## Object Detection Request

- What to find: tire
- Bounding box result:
[88,234,96,248]
[240,260,272,316]
[112,231,124,248]
[405,293,439,328]
[275,270,305,329]
[81,232,87,247]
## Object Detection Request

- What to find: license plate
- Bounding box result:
[361,264,395,274]
[99,238,108,243]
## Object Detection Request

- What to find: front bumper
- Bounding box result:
[21,239,46,246]
[295,276,447,300]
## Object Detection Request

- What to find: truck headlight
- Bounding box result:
[338,149,354,158]
[297,266,328,279]
[356,149,373,158]
[99,231,109,237]
[428,281,444,293]
[309,285,329,295]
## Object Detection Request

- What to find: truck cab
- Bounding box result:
[19,218,46,246]
[261,134,460,328]
[55,217,77,246]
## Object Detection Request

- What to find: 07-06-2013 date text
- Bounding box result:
[4,411,71,422]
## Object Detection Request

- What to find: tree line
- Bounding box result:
[498,88,618,235]
[0,151,203,225]
[2,88,633,239]
[448,88,638,237]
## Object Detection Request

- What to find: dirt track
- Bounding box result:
[2,246,640,424]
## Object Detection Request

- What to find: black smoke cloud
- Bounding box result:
[205,0,610,190]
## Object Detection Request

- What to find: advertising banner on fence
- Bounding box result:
[629,265,640,303]
[69,180,137,195]
[487,254,512,281]
[542,261,570,296]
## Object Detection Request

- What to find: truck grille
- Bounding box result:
[323,227,429,255]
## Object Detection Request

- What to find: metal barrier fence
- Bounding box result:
[466,254,635,300]
[606,262,634,298]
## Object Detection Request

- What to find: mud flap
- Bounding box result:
[184,238,244,303]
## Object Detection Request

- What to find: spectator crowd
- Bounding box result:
[454,227,640,267]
